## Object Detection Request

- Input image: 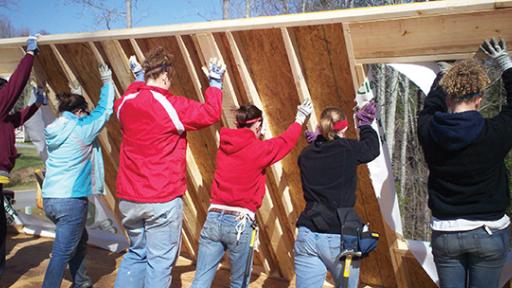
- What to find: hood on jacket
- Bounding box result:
[429,111,484,151]
[219,127,257,155]
[45,112,78,150]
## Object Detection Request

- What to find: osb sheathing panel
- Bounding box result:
[289,23,395,286]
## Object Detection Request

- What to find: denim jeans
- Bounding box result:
[191,211,254,288]
[115,197,183,288]
[432,226,510,288]
[294,226,360,288]
[42,197,92,288]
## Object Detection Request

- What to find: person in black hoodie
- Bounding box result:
[418,38,512,288]
[294,102,379,288]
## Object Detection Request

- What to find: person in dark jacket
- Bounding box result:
[0,35,39,276]
[295,102,379,288]
[418,38,512,288]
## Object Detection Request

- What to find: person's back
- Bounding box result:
[418,38,512,288]
[114,49,225,288]
[295,104,379,288]
[41,65,114,288]
[192,102,312,288]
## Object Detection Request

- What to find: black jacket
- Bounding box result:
[296,126,380,234]
[418,68,512,221]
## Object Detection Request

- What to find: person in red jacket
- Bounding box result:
[191,99,312,288]
[0,35,39,276]
[114,47,225,288]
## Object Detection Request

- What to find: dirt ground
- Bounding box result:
[0,232,292,288]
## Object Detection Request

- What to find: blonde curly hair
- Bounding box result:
[440,59,490,106]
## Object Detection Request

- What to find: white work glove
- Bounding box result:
[98,64,112,83]
[26,34,40,54]
[201,57,226,89]
[129,55,144,82]
[69,80,84,95]
[295,98,313,125]
[481,38,512,73]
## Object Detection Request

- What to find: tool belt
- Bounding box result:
[304,202,379,259]
[336,207,379,260]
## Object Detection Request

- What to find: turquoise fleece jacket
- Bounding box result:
[42,82,114,198]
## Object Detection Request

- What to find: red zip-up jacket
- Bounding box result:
[0,54,35,175]
[114,82,222,203]
[210,122,302,212]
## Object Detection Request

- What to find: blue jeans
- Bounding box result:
[432,226,510,288]
[294,226,360,288]
[191,211,254,288]
[115,197,183,288]
[42,197,92,288]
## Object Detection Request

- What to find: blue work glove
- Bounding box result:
[26,34,40,54]
[33,86,48,106]
[202,57,226,89]
[481,38,512,73]
[129,55,145,82]
[98,64,112,84]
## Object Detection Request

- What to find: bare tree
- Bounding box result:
[223,0,230,19]
[126,0,132,28]
[67,0,137,29]
[385,68,399,157]
[399,76,409,199]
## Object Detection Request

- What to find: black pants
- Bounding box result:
[0,183,5,275]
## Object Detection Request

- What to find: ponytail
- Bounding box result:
[319,107,345,141]
[143,46,174,82]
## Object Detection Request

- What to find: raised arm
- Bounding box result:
[0,36,40,118]
[78,65,115,144]
[353,101,380,163]
[179,57,225,131]
[483,38,512,153]
[260,99,312,167]
[417,72,447,143]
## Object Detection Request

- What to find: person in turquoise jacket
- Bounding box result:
[41,64,114,288]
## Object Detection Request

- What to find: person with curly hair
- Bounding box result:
[418,38,512,288]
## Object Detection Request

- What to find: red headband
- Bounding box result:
[332,119,348,131]
[235,117,262,127]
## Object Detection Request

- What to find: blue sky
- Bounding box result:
[1,0,224,35]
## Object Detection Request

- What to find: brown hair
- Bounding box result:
[56,92,88,113]
[142,47,174,82]
[235,105,263,128]
[440,59,490,107]
[319,107,345,141]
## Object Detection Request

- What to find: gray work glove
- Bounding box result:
[129,55,144,82]
[481,38,512,73]
[26,34,40,54]
[69,80,84,95]
[98,64,112,83]
[295,98,312,125]
[201,57,226,89]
